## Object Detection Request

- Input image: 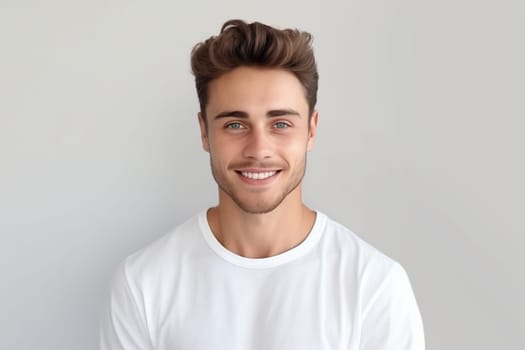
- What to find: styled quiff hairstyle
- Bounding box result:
[191,19,318,121]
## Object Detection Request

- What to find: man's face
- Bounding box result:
[198,66,318,214]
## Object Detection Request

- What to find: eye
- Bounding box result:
[226,122,244,129]
[274,121,290,129]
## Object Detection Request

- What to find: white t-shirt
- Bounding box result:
[100,211,425,349]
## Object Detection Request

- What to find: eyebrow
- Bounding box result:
[213,109,301,120]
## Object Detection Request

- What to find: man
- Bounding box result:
[100,19,425,349]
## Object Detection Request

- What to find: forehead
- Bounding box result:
[206,67,308,116]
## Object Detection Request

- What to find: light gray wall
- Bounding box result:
[1,1,523,349]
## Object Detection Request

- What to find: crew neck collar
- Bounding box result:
[198,210,326,269]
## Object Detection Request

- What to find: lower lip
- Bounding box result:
[236,171,280,185]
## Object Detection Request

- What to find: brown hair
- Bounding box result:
[191,19,318,121]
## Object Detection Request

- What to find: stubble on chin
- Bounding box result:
[212,167,306,215]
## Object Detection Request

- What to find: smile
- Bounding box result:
[240,171,278,180]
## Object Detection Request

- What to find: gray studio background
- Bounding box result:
[1,0,524,349]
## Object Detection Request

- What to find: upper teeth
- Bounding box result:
[241,171,277,180]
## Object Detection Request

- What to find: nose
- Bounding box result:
[242,126,272,161]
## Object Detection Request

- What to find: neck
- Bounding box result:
[207,186,316,258]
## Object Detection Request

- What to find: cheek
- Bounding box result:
[276,134,310,153]
[209,139,235,160]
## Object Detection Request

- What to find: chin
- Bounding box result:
[231,195,286,215]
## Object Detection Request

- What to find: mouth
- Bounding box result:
[235,169,282,182]
[239,170,278,180]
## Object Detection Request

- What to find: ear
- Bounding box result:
[198,112,210,152]
[307,110,319,151]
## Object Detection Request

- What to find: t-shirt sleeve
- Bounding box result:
[99,261,154,350]
[359,262,425,350]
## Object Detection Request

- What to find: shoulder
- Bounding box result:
[315,212,416,305]
[318,213,422,321]
[118,212,206,286]
[318,213,399,274]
